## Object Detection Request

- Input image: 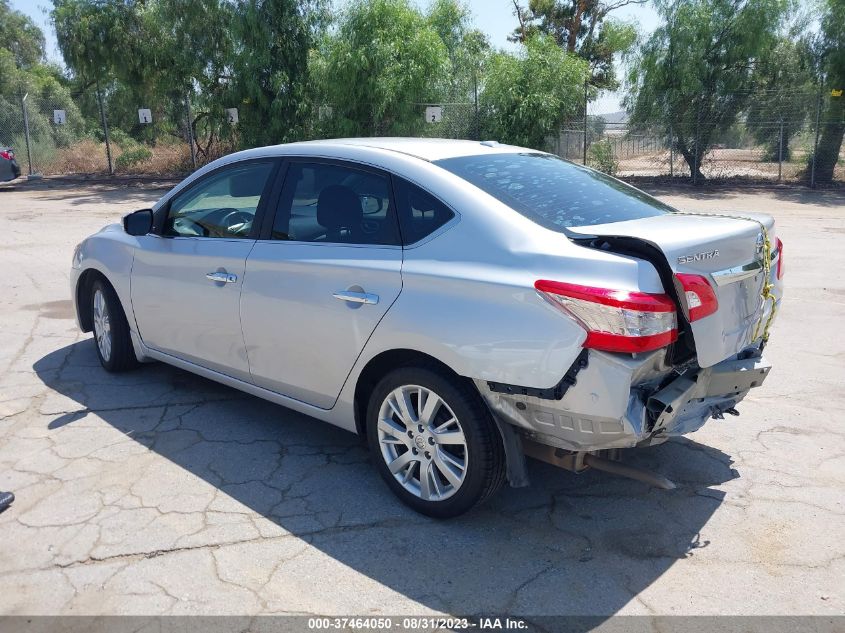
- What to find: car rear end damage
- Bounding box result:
[473,211,781,489]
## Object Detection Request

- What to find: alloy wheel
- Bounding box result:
[92,288,112,362]
[377,384,468,501]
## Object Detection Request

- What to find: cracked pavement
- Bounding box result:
[0,179,842,616]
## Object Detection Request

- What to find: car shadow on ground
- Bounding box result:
[34,340,739,621]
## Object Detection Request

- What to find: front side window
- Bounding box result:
[272,162,400,245]
[164,161,275,238]
[435,152,675,230]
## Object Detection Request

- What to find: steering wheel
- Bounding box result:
[220,208,254,236]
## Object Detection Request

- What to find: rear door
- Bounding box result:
[240,159,403,408]
[131,159,278,380]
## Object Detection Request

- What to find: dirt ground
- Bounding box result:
[0,178,842,619]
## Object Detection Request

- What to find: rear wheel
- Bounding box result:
[366,365,505,517]
[91,279,137,372]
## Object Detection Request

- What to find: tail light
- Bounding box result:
[0,149,12,161]
[776,237,784,279]
[675,273,718,322]
[535,280,678,353]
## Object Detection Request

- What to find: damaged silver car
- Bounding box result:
[70,139,782,517]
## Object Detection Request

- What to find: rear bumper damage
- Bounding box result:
[476,347,771,455]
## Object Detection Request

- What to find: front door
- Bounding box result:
[131,160,277,380]
[241,159,403,408]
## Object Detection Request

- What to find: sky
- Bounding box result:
[10,0,661,114]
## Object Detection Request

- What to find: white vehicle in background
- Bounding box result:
[70,138,783,517]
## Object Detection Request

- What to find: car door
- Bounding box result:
[131,159,278,380]
[240,159,403,408]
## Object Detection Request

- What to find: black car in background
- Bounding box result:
[1,145,21,181]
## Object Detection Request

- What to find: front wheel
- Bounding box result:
[366,365,505,518]
[91,279,138,372]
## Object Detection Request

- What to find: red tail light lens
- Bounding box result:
[675,273,718,322]
[776,237,784,280]
[0,150,11,161]
[534,280,678,353]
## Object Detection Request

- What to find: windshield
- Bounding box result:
[435,152,675,230]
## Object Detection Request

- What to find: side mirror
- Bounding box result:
[123,209,153,236]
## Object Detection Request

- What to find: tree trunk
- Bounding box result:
[676,137,706,182]
[810,96,845,184]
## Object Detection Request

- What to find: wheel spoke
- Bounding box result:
[433,451,463,488]
[387,388,417,425]
[378,417,410,446]
[433,417,456,433]
[419,462,433,500]
[433,430,465,445]
[437,447,465,471]
[418,390,443,427]
[401,460,417,484]
[388,450,415,474]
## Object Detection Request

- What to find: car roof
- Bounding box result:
[270,138,530,162]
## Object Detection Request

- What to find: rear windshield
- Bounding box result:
[435,152,674,230]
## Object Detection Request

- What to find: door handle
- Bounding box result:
[206,271,238,283]
[332,290,379,305]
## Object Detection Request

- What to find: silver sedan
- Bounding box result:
[70,138,783,517]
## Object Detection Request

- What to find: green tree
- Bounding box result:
[0,0,46,68]
[509,0,638,89]
[480,34,589,149]
[426,0,489,101]
[808,0,845,183]
[228,0,326,146]
[626,0,790,181]
[315,0,447,136]
[745,37,815,161]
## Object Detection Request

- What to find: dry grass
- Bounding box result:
[41,139,193,176]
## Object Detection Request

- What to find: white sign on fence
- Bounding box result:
[53,110,66,125]
[226,108,239,124]
[318,105,333,121]
[424,105,443,123]
[138,108,152,124]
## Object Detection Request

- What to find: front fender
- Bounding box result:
[71,224,138,335]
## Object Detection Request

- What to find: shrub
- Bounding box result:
[115,146,152,171]
[588,138,618,175]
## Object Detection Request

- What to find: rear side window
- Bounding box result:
[393,178,455,245]
[435,153,674,230]
[273,162,400,245]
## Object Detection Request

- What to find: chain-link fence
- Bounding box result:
[1,85,842,186]
[565,89,845,186]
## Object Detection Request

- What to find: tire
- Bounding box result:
[366,364,506,518]
[90,278,138,372]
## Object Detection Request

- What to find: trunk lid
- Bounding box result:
[568,212,781,367]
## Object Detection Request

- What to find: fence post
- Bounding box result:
[185,94,197,170]
[20,93,33,176]
[777,119,783,183]
[582,78,588,165]
[810,87,822,189]
[473,70,479,141]
[669,123,674,178]
[96,84,114,175]
[693,104,701,186]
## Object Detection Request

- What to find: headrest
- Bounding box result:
[317,185,362,230]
